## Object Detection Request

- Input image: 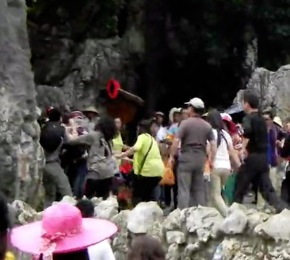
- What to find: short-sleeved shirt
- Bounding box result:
[133,133,164,177]
[213,129,233,169]
[112,133,124,166]
[156,126,167,142]
[176,117,214,156]
[242,112,268,154]
[167,123,179,136]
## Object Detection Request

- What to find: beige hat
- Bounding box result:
[273,116,283,128]
[185,97,205,109]
[169,107,181,122]
[82,106,99,114]
[155,111,164,117]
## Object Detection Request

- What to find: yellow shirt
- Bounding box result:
[133,134,164,177]
[5,252,15,260]
[113,133,124,166]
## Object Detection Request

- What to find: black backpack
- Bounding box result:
[40,122,65,153]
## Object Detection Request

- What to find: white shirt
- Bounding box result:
[156,126,167,142]
[212,129,232,170]
[88,240,115,260]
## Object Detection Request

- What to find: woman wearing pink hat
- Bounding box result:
[10,203,118,260]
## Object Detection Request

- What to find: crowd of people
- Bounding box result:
[32,90,290,213]
[2,89,290,259]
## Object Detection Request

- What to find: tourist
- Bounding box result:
[68,116,118,199]
[155,112,167,142]
[233,91,287,212]
[116,119,164,205]
[127,234,165,260]
[11,203,117,260]
[180,106,190,121]
[61,111,89,199]
[76,199,115,260]
[162,107,181,210]
[207,110,241,216]
[112,117,129,165]
[262,110,280,192]
[40,108,72,207]
[82,106,99,132]
[169,98,217,209]
[278,117,290,203]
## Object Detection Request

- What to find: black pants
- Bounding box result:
[85,178,113,200]
[132,175,161,206]
[234,153,287,212]
[164,161,178,208]
[281,171,290,204]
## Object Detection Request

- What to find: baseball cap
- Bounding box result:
[184,98,205,109]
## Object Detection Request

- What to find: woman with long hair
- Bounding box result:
[207,110,241,216]
[68,116,118,199]
[116,119,164,205]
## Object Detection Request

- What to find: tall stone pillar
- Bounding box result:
[0,0,43,206]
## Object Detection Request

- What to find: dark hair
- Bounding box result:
[207,109,224,146]
[62,112,70,125]
[96,116,118,142]
[243,90,259,109]
[188,106,204,116]
[262,110,274,119]
[39,250,89,260]
[0,193,9,260]
[128,235,165,260]
[138,119,153,134]
[285,117,290,124]
[76,200,94,218]
[48,108,62,122]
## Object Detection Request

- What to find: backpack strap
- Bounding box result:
[221,131,230,150]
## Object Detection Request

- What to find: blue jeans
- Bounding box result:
[73,161,88,198]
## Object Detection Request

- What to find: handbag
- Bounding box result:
[136,135,153,175]
[88,138,117,180]
[160,161,175,186]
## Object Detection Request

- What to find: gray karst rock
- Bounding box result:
[35,38,126,110]
[0,0,43,204]
[11,197,290,259]
[235,65,290,119]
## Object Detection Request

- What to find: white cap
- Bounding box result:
[185,97,205,109]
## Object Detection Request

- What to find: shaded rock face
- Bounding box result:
[29,0,145,111]
[11,198,290,260]
[235,65,290,119]
[0,0,43,204]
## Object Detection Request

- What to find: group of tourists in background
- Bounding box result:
[36,90,290,214]
[2,89,290,259]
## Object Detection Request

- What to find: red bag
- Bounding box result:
[120,161,133,174]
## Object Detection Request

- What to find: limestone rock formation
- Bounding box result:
[235,65,290,119]
[29,0,145,111]
[11,197,290,260]
[0,0,43,204]
[35,38,126,110]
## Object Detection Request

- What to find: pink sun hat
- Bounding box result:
[11,202,118,259]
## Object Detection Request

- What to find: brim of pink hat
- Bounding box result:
[11,218,118,255]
